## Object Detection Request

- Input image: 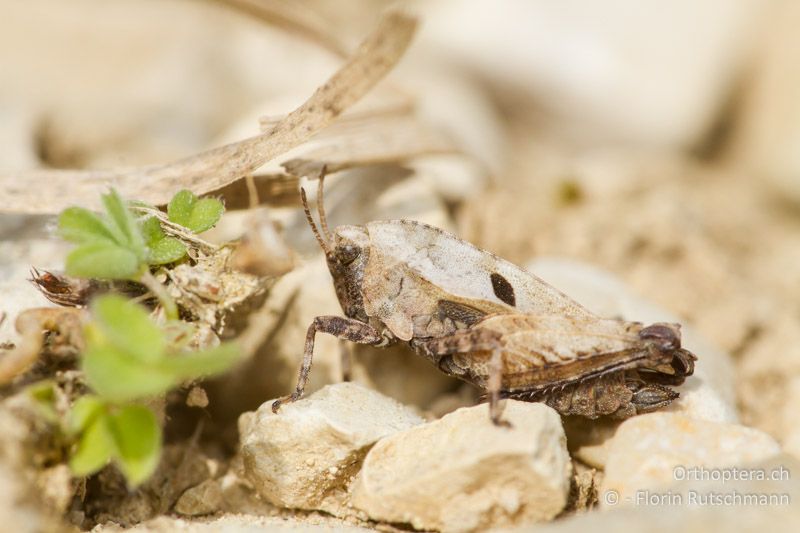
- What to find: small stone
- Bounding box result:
[732,1,800,203]
[600,412,780,504]
[417,0,764,149]
[174,479,223,517]
[93,514,375,532]
[186,386,208,408]
[508,456,800,532]
[562,417,619,470]
[780,376,800,460]
[351,401,571,532]
[411,154,490,204]
[240,382,424,516]
[35,465,73,515]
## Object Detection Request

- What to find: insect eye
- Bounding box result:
[336,245,360,265]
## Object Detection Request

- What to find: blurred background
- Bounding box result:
[2,0,800,460]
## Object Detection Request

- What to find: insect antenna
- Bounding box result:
[316,166,334,243]
[300,187,333,257]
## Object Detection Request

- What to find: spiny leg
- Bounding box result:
[411,328,509,426]
[339,340,352,382]
[488,347,511,427]
[272,316,382,412]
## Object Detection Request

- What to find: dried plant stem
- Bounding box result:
[0,10,417,214]
[131,206,218,255]
[139,270,178,321]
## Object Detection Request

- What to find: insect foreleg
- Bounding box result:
[272,316,383,412]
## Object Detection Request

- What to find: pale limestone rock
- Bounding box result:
[501,457,800,531]
[411,154,490,204]
[240,382,424,517]
[562,417,619,470]
[600,412,780,504]
[0,222,66,344]
[352,401,571,532]
[35,465,73,516]
[414,0,764,150]
[174,479,224,517]
[739,311,800,441]
[527,258,737,468]
[0,404,64,531]
[731,1,800,202]
[779,376,800,461]
[93,514,375,532]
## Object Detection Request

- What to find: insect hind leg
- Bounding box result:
[623,378,679,417]
[411,329,510,427]
[488,347,512,427]
[272,316,383,413]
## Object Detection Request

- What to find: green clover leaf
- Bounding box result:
[107,405,161,486]
[67,398,162,487]
[58,207,116,244]
[90,296,164,363]
[81,295,242,402]
[102,190,146,256]
[148,237,187,265]
[27,380,59,424]
[59,190,150,279]
[68,395,107,435]
[167,190,224,233]
[65,242,141,280]
[139,216,187,265]
[69,409,115,477]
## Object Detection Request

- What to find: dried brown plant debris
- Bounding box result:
[0,10,417,213]
[0,308,87,385]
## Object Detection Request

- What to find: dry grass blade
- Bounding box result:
[0,10,417,214]
[130,205,219,255]
[281,110,459,178]
[214,172,300,209]
[218,106,460,209]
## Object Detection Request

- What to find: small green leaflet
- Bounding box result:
[81,295,242,403]
[69,411,116,477]
[59,190,148,279]
[65,243,141,279]
[107,405,161,486]
[167,190,224,233]
[139,216,186,265]
[67,398,162,487]
[58,189,196,278]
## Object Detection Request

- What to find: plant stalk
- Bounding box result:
[139,269,178,321]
